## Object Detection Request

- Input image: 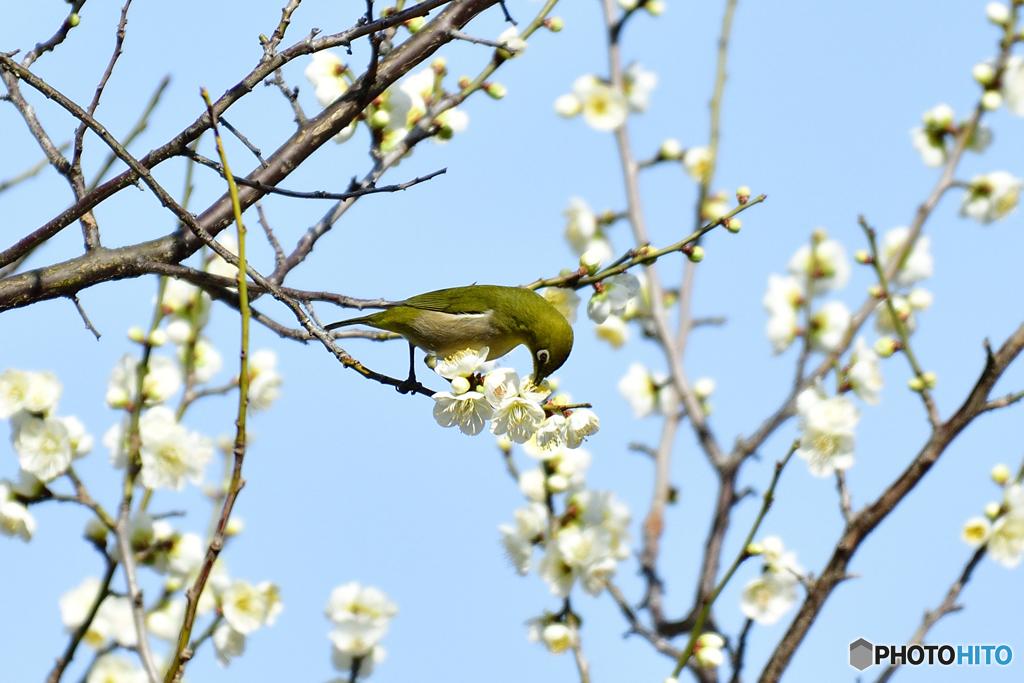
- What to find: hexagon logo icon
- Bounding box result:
[849,638,874,671]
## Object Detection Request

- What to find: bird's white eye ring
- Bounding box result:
[536,349,550,364]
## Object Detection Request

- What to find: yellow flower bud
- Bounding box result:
[991,464,1012,485]
[736,186,751,204]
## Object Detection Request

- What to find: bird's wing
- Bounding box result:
[402,286,496,315]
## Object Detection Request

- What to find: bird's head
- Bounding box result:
[527,307,574,385]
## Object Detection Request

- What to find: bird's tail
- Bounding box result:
[324,314,377,331]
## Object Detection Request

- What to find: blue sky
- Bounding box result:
[2,1,1024,681]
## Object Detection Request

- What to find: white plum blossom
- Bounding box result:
[86,655,146,683]
[572,489,632,559]
[740,572,798,625]
[874,291,931,337]
[878,227,934,288]
[795,384,858,477]
[221,579,282,635]
[962,516,992,547]
[61,415,94,459]
[587,273,640,324]
[999,55,1024,116]
[762,274,804,353]
[808,300,851,353]
[617,362,676,418]
[138,410,213,491]
[623,62,657,112]
[847,337,883,405]
[305,51,350,107]
[563,197,600,255]
[539,525,618,597]
[213,622,247,667]
[432,391,493,435]
[518,468,547,502]
[558,75,629,131]
[595,314,629,348]
[500,502,549,574]
[0,481,35,541]
[326,583,395,679]
[565,409,600,448]
[96,595,138,647]
[147,599,186,641]
[960,171,1022,224]
[106,354,183,407]
[985,485,1024,568]
[11,413,72,482]
[248,349,283,412]
[491,394,546,444]
[204,231,241,281]
[787,238,850,295]
[540,288,580,324]
[434,347,489,380]
[909,104,954,168]
[179,336,223,384]
[683,146,713,183]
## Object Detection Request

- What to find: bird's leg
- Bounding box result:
[396,341,419,394]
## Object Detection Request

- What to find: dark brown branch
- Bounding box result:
[0,0,497,310]
[759,321,1024,682]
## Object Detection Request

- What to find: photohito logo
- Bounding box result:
[849,638,1012,671]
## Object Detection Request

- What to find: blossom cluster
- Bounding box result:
[0,369,94,541]
[740,536,804,625]
[962,471,1024,569]
[305,53,468,151]
[555,63,657,131]
[430,347,599,449]
[324,583,397,680]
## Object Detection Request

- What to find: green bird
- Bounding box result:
[325,285,574,390]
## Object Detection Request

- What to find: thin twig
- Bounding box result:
[70,294,102,339]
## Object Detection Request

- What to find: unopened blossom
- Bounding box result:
[787,238,850,295]
[11,413,72,482]
[500,502,549,574]
[623,62,657,112]
[496,26,527,58]
[878,227,934,288]
[960,171,1022,224]
[0,481,35,541]
[847,337,883,405]
[795,385,859,477]
[554,93,582,118]
[694,633,726,668]
[526,619,576,654]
